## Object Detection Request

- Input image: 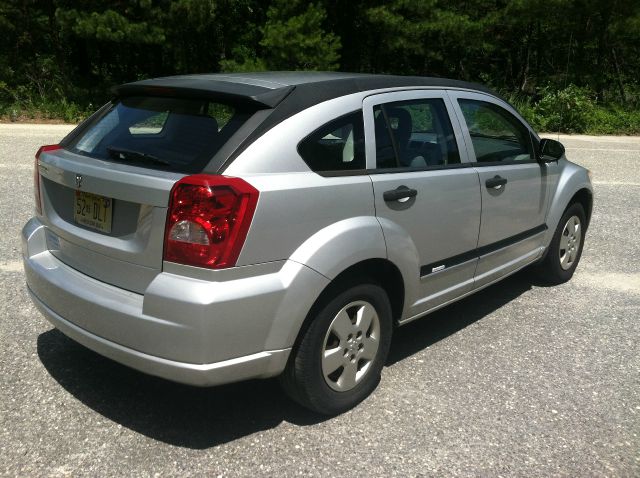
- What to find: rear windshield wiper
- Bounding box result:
[107,147,171,166]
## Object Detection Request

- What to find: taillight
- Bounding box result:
[34,144,60,215]
[164,175,259,269]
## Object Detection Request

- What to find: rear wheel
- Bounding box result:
[280,282,393,415]
[534,202,586,284]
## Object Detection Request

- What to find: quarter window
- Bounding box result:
[373,98,460,169]
[298,111,365,172]
[458,99,533,163]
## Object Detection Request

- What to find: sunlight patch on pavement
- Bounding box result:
[0,261,23,272]
[593,181,640,186]
[574,271,640,294]
[0,163,31,169]
[566,148,640,153]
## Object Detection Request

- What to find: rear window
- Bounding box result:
[68,96,254,173]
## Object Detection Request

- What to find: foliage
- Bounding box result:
[365,1,489,76]
[586,106,640,135]
[0,0,639,133]
[0,97,92,123]
[219,47,267,73]
[534,85,597,133]
[260,1,340,71]
[507,87,640,135]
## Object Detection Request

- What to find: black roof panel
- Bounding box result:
[113,72,498,108]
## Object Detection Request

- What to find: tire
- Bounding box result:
[533,202,586,285]
[280,282,393,415]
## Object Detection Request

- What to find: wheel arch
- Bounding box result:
[329,258,405,323]
[264,216,401,352]
[290,258,406,352]
[569,187,593,229]
[544,163,593,247]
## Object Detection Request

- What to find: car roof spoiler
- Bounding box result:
[112,77,295,109]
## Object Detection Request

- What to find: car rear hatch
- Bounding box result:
[36,80,292,294]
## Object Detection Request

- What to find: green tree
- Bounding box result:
[218,0,269,72]
[365,0,490,77]
[163,0,222,74]
[0,1,62,103]
[260,0,341,70]
[1,0,639,128]
[54,0,167,100]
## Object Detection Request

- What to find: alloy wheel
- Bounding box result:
[559,215,581,270]
[321,300,381,392]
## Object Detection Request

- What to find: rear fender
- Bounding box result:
[288,216,387,280]
[291,215,420,321]
[264,217,387,349]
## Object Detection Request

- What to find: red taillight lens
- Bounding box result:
[164,175,259,269]
[34,144,60,215]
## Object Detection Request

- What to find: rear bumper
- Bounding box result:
[22,218,329,386]
[28,288,289,386]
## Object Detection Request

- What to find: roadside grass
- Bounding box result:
[2,84,639,134]
[0,100,92,124]
[505,85,640,135]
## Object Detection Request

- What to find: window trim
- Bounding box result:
[378,105,401,168]
[317,162,474,178]
[366,162,472,175]
[469,158,539,167]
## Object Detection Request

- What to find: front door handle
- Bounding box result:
[383,186,418,202]
[485,175,508,190]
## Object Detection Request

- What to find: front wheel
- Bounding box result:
[534,202,587,284]
[280,282,393,415]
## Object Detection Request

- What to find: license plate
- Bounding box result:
[74,191,113,233]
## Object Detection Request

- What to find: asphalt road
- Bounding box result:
[1,124,638,477]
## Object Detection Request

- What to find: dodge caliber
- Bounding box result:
[23,72,593,414]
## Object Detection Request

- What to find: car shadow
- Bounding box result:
[37,331,323,449]
[37,270,540,449]
[388,270,540,365]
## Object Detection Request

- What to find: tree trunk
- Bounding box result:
[611,47,627,103]
[519,23,533,92]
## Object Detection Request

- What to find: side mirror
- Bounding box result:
[538,138,565,162]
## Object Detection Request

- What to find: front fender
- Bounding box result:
[544,159,593,246]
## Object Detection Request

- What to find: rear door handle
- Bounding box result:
[485,175,508,190]
[383,186,418,202]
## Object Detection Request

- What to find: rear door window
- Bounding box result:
[373,99,461,169]
[68,96,256,173]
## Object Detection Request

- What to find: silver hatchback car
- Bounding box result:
[23,72,592,414]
